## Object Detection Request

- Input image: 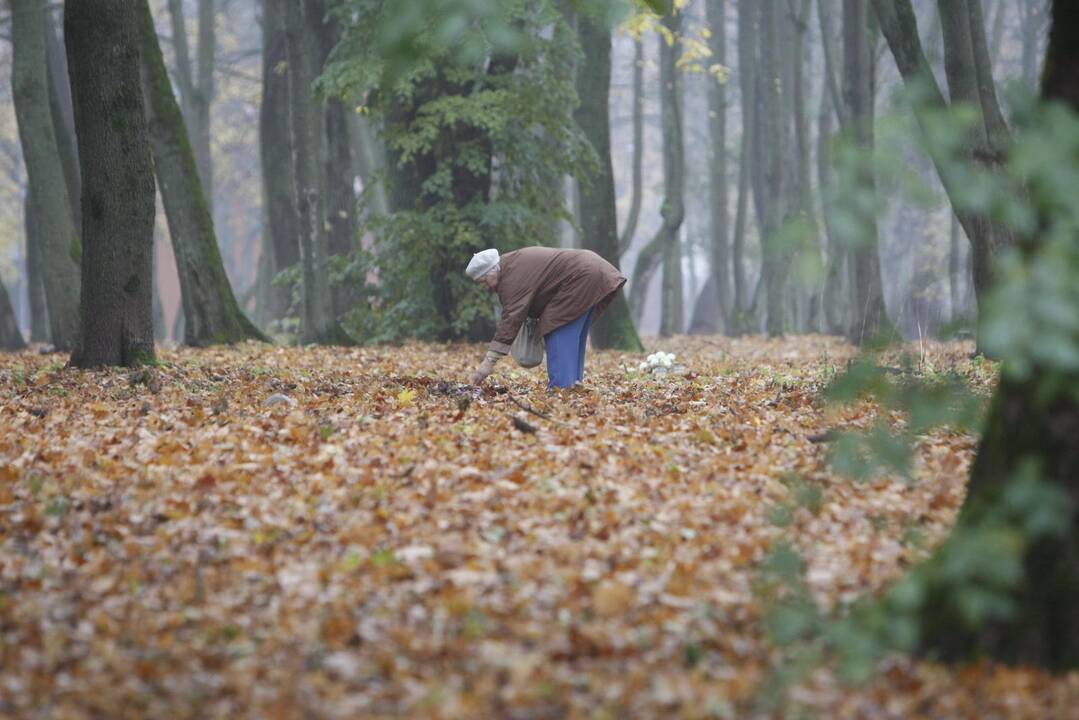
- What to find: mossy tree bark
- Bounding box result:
[66,0,157,369]
[914,0,1079,671]
[10,0,81,351]
[573,14,643,352]
[135,0,267,346]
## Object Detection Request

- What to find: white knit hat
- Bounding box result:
[465,249,500,280]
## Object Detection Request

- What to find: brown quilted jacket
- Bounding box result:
[488,247,627,354]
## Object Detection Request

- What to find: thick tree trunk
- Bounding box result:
[914,0,1079,671]
[0,277,26,351]
[66,0,157,368]
[10,0,82,351]
[135,0,266,346]
[843,0,894,345]
[657,12,686,338]
[259,0,300,323]
[285,0,345,344]
[618,39,645,257]
[574,15,643,352]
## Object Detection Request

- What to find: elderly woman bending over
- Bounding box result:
[466,247,627,389]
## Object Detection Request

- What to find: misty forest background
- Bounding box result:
[0,0,1051,353]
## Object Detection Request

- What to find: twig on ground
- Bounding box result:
[511,414,539,434]
[507,393,550,419]
[506,392,569,427]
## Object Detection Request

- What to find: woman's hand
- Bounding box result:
[472,357,495,385]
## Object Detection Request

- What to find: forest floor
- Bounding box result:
[1,336,1077,719]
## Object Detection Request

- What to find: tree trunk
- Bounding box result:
[350,112,389,216]
[194,0,215,209]
[725,0,758,335]
[260,0,300,323]
[843,0,893,345]
[949,211,962,321]
[758,0,787,337]
[789,0,820,332]
[136,0,266,346]
[873,0,1011,344]
[818,70,846,335]
[658,12,686,338]
[44,10,80,229]
[285,0,346,345]
[10,0,82,351]
[818,0,848,127]
[166,0,215,212]
[950,0,1016,315]
[314,4,359,320]
[574,15,643,351]
[66,0,157,368]
[325,99,357,317]
[24,191,49,343]
[988,0,1007,74]
[705,0,731,332]
[818,0,851,338]
[914,0,1079,671]
[618,39,645,257]
[0,277,26,351]
[1018,0,1048,88]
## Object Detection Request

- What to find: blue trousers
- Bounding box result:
[544,306,596,389]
